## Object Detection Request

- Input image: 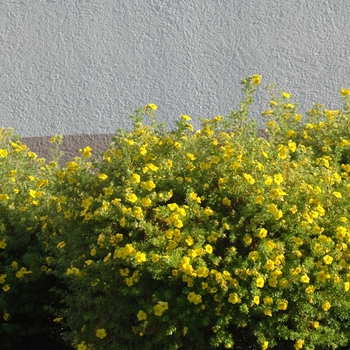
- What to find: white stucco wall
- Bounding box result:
[1,0,350,137]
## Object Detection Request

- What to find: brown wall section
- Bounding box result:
[21,134,114,165]
[21,130,268,166]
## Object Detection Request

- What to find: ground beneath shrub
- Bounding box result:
[8,330,74,350]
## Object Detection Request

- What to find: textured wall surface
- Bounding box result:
[1,0,350,139]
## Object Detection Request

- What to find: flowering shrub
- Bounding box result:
[0,129,66,348]
[5,75,350,349]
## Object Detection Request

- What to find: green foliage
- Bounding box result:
[4,77,350,349]
[0,129,67,348]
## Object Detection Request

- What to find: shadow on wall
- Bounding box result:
[21,134,114,166]
[21,130,268,166]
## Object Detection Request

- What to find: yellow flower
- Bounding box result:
[305,285,314,294]
[84,213,93,221]
[339,139,350,147]
[79,146,92,158]
[306,324,316,333]
[252,75,262,85]
[278,147,288,159]
[0,238,7,249]
[243,173,255,185]
[77,342,87,350]
[253,296,260,305]
[3,312,9,321]
[322,301,331,311]
[152,254,159,263]
[127,193,138,203]
[57,241,66,249]
[202,282,209,290]
[98,173,108,180]
[268,277,278,287]
[203,207,214,216]
[144,103,157,110]
[323,255,333,265]
[263,309,272,316]
[295,114,302,122]
[140,197,152,207]
[282,92,291,98]
[340,88,350,96]
[186,153,196,161]
[268,203,283,220]
[228,293,240,304]
[167,203,178,211]
[244,234,252,245]
[15,267,32,278]
[154,301,168,316]
[257,228,268,239]
[29,189,37,198]
[264,259,274,271]
[82,197,94,209]
[2,285,10,292]
[173,141,182,149]
[90,248,97,256]
[135,251,147,263]
[120,217,127,227]
[300,274,310,283]
[137,310,147,321]
[222,197,231,206]
[294,339,304,350]
[333,192,342,199]
[262,109,273,116]
[256,276,265,288]
[141,180,156,191]
[261,341,269,350]
[188,292,202,305]
[288,140,296,152]
[130,173,140,184]
[278,300,288,310]
[189,192,199,201]
[287,130,297,138]
[0,194,9,201]
[66,267,81,276]
[0,149,8,158]
[0,274,6,284]
[273,173,284,185]
[290,266,301,275]
[205,244,213,254]
[264,176,273,185]
[255,195,264,204]
[248,251,259,261]
[263,296,273,305]
[103,253,111,263]
[145,163,159,172]
[96,328,107,339]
